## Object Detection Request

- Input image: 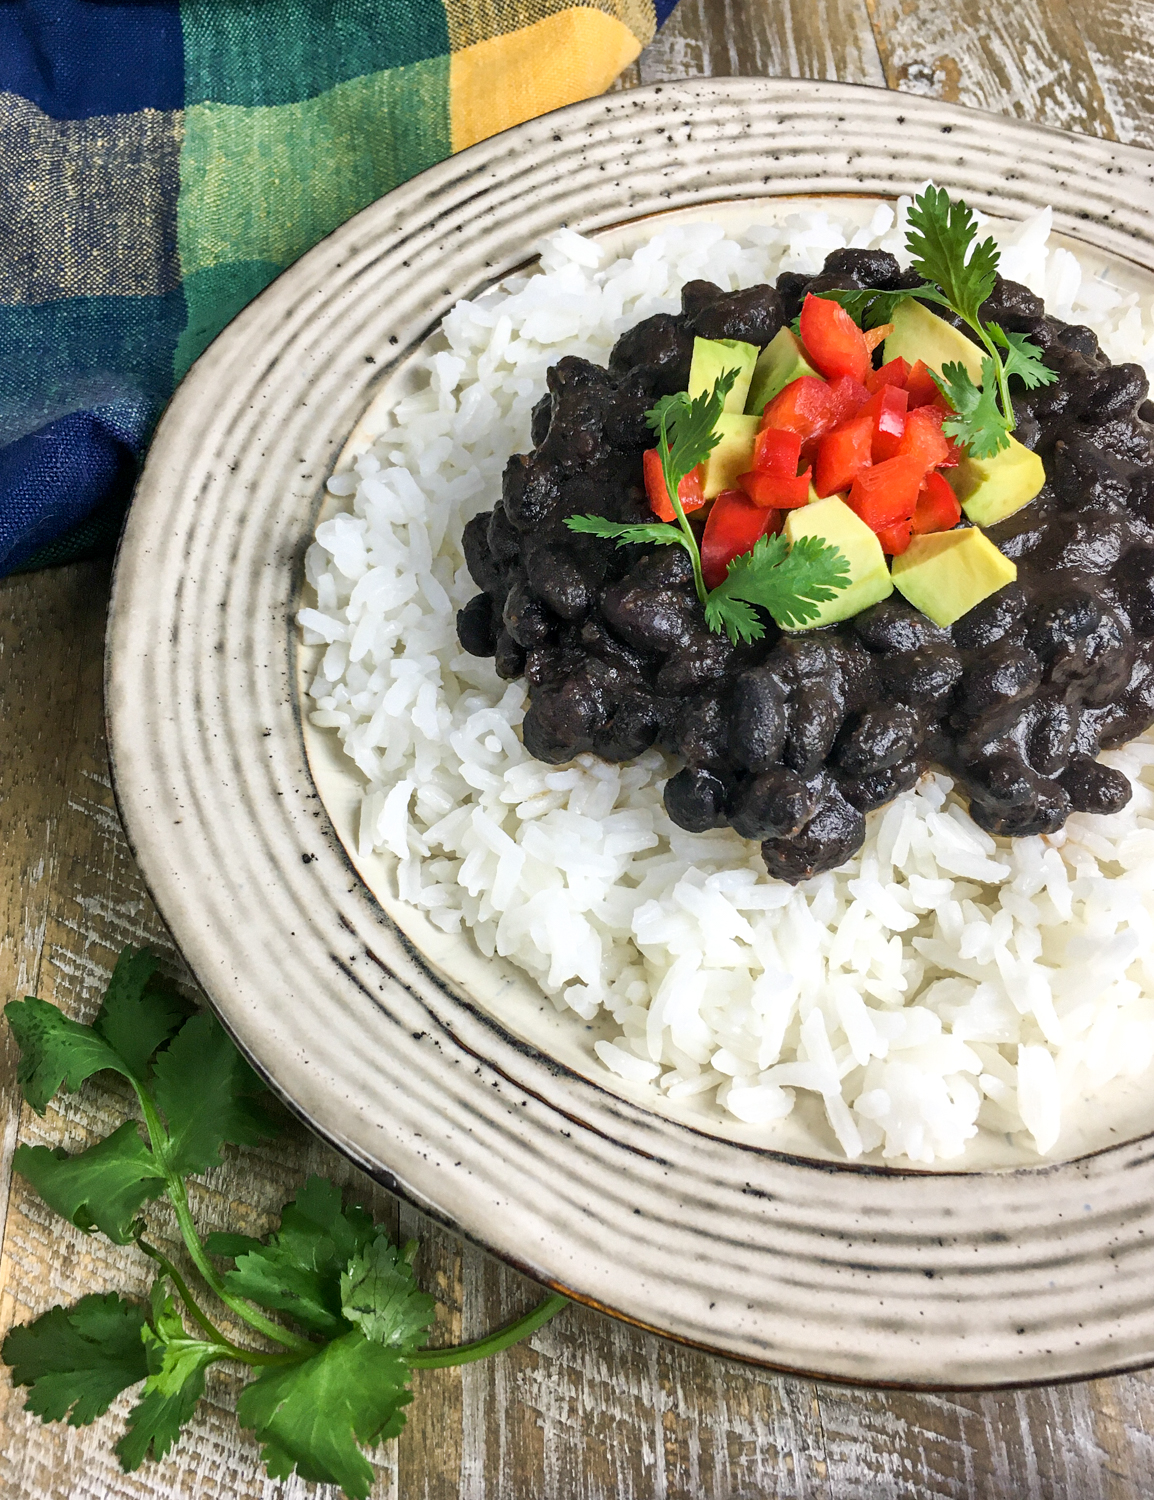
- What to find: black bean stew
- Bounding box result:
[456,248,1154,883]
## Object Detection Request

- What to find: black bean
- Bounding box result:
[502,454,560,529]
[1111,546,1154,634]
[671,691,730,771]
[521,667,607,761]
[761,784,866,883]
[1028,588,1102,659]
[959,644,1042,718]
[836,704,922,775]
[530,393,552,446]
[950,583,1028,650]
[494,629,526,681]
[608,313,694,395]
[728,666,789,772]
[601,551,697,654]
[664,767,731,833]
[462,512,503,594]
[879,645,963,707]
[980,276,1045,326]
[783,684,842,774]
[821,248,903,287]
[1080,362,1149,424]
[1060,756,1132,815]
[656,630,735,695]
[689,284,785,346]
[487,503,521,564]
[839,757,922,813]
[1027,697,1078,774]
[525,545,594,621]
[680,280,725,320]
[457,594,498,657]
[967,756,1071,837]
[854,598,947,654]
[502,580,554,648]
[1048,606,1133,705]
[594,689,662,762]
[731,768,819,840]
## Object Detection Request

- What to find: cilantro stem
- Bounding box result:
[130,1081,314,1354]
[135,1238,302,1368]
[966,315,1015,430]
[408,1292,568,1369]
[657,405,708,608]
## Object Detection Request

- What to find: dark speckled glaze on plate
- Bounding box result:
[107,78,1154,1388]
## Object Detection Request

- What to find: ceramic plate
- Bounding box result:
[107,78,1154,1387]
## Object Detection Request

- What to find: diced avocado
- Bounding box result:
[884,299,985,384]
[700,413,760,499]
[689,337,759,415]
[745,328,820,416]
[783,496,893,629]
[948,434,1045,527]
[892,527,1017,628]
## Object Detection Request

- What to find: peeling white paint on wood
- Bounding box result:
[7,0,1154,1488]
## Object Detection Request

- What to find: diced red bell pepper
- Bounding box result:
[896,405,951,471]
[798,294,871,383]
[863,322,895,355]
[702,490,780,589]
[738,468,812,509]
[866,356,910,395]
[858,384,910,462]
[906,359,941,409]
[814,411,873,498]
[826,374,870,428]
[912,470,962,534]
[847,454,927,532]
[643,448,705,522]
[759,376,834,444]
[876,520,913,556]
[752,426,803,475]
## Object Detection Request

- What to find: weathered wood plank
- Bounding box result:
[636,0,885,88]
[863,0,1117,140]
[1076,1,1154,151]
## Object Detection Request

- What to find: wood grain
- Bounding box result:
[6,0,1154,1493]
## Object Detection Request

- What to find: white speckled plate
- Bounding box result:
[107,79,1154,1387]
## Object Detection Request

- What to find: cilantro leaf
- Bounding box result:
[646,368,737,503]
[93,946,191,1080]
[811,283,937,329]
[563,515,689,549]
[340,1236,435,1352]
[116,1284,223,1470]
[150,1011,279,1179]
[987,323,1058,390]
[217,1177,376,1338]
[2,1293,148,1425]
[4,997,126,1114]
[935,357,1013,459]
[13,1121,166,1244]
[237,1330,412,1499]
[705,533,851,640]
[905,185,999,325]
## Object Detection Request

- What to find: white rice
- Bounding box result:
[300,196,1154,1165]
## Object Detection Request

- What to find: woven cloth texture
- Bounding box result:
[0,0,674,575]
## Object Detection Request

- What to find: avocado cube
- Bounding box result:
[948,434,1046,527]
[891,527,1016,628]
[689,337,759,415]
[701,413,760,498]
[745,327,820,416]
[783,496,893,629]
[884,299,985,384]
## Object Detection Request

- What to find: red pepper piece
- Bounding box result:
[826,374,871,427]
[847,454,927,531]
[759,376,834,443]
[866,355,910,395]
[738,468,812,509]
[858,384,910,462]
[912,470,962,534]
[814,411,873,498]
[643,448,705,522]
[906,359,941,409]
[752,426,803,475]
[702,490,780,589]
[896,405,951,471]
[798,294,871,383]
[876,520,913,556]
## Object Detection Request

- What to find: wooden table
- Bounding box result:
[4,3,1154,1494]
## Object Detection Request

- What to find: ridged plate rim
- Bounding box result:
[107,77,1154,1387]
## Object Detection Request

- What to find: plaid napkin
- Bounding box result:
[0,0,676,576]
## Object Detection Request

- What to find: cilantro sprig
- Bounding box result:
[565,372,850,643]
[2,948,567,1498]
[814,185,1057,459]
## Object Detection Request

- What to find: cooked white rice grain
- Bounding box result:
[300,196,1154,1165]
